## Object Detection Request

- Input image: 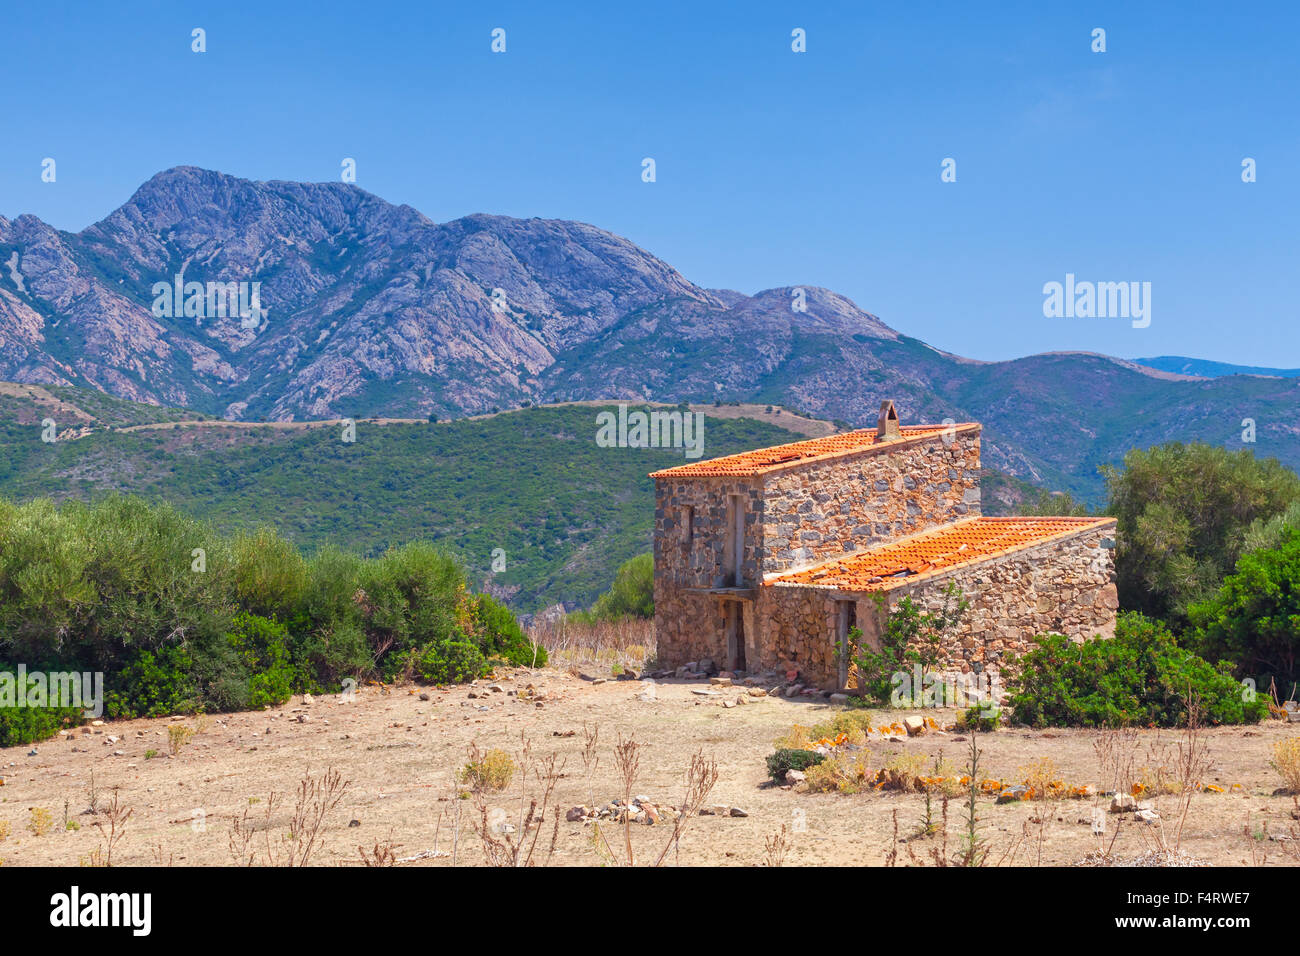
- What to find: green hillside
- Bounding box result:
[0,397,810,612]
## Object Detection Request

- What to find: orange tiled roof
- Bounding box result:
[767,516,1114,592]
[649,424,977,478]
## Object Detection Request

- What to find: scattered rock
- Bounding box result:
[903,716,925,736]
[348,819,361,828]
[1134,809,1161,825]
[1109,794,1137,813]
[785,770,806,785]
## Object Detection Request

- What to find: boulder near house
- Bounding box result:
[650,401,1118,695]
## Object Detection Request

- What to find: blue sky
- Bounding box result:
[1,1,1297,364]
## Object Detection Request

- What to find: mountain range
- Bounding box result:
[3,166,1298,504]
[1131,356,1300,379]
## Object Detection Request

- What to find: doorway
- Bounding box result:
[726,601,747,672]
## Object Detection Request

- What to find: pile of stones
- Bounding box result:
[564,797,748,825]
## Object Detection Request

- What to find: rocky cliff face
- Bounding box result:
[3,166,1298,501]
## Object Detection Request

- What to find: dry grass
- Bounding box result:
[27,807,53,837]
[804,751,872,794]
[81,789,133,867]
[228,767,350,867]
[1272,737,1300,797]
[167,724,194,755]
[529,615,654,672]
[459,747,516,792]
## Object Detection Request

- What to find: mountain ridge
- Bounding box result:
[3,166,1298,504]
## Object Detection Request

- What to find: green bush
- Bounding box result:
[849,584,968,703]
[415,641,488,684]
[957,705,1001,732]
[1189,526,1300,686]
[0,494,534,739]
[0,704,83,747]
[586,553,653,621]
[1008,612,1267,728]
[288,617,371,693]
[766,748,828,782]
[1102,443,1300,625]
[226,612,294,709]
[105,645,198,718]
[472,593,545,667]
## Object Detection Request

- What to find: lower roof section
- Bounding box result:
[766,516,1116,593]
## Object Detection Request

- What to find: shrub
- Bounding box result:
[804,752,871,793]
[586,554,654,621]
[1103,443,1300,625]
[1007,612,1268,728]
[766,748,827,782]
[167,724,194,755]
[105,645,198,718]
[415,641,488,685]
[1188,526,1300,685]
[0,495,532,731]
[1018,757,1061,797]
[230,528,307,621]
[1272,738,1300,795]
[809,711,876,747]
[956,705,1001,732]
[772,725,815,751]
[472,593,545,667]
[357,542,463,667]
[850,584,968,703]
[0,704,82,747]
[289,617,370,692]
[225,612,293,709]
[459,748,515,791]
[27,808,53,837]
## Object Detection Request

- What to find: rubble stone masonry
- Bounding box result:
[759,428,981,574]
[762,521,1118,691]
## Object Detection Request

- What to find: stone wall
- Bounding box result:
[652,428,982,674]
[762,521,1118,692]
[758,428,981,575]
[755,585,843,685]
[653,476,763,667]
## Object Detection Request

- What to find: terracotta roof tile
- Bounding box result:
[767,516,1115,592]
[650,424,978,479]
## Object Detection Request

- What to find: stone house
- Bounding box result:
[650,401,1118,693]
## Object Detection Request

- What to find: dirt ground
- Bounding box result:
[2,669,1297,867]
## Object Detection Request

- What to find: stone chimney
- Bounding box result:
[877,399,901,441]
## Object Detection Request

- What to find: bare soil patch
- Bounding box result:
[1,672,1295,866]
